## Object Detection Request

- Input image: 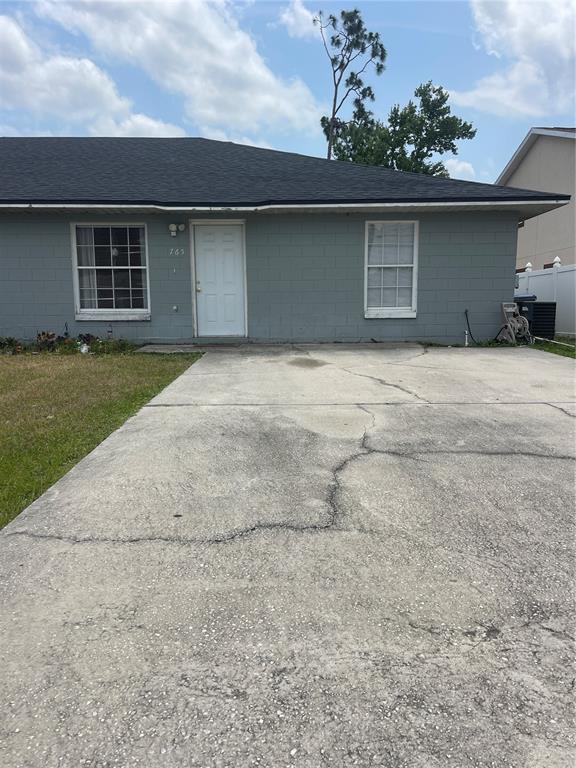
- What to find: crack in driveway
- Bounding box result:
[548,403,576,418]
[7,405,573,549]
[338,366,431,403]
[290,344,431,402]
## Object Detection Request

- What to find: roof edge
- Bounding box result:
[0,198,569,212]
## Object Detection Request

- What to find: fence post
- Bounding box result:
[525,262,532,293]
[552,256,561,302]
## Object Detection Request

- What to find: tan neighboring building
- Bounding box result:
[497,127,575,270]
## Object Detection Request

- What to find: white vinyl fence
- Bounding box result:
[517,262,576,336]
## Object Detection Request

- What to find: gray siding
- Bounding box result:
[0,211,518,344]
[0,215,193,342]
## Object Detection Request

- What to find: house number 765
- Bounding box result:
[170,248,185,256]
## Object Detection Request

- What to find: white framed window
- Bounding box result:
[71,224,151,320]
[364,221,418,318]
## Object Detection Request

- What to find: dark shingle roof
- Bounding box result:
[0,137,569,207]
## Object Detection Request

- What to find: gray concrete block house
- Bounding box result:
[0,138,569,344]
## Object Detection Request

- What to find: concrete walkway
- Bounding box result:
[1,344,574,767]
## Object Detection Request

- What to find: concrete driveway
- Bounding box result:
[1,344,574,768]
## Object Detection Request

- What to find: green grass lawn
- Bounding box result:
[532,335,576,360]
[0,352,201,529]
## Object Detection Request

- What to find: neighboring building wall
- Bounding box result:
[0,211,518,344]
[506,135,575,270]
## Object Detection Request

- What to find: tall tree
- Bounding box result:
[331,81,476,177]
[316,9,386,160]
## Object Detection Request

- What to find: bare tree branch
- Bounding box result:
[316,9,387,159]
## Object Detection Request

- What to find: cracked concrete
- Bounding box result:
[0,344,574,767]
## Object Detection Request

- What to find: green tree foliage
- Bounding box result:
[316,9,387,160]
[331,81,476,177]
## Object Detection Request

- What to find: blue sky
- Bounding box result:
[1,0,574,183]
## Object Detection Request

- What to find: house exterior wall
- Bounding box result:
[0,215,193,343]
[506,135,575,270]
[0,211,518,344]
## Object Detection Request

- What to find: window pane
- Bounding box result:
[131,269,145,289]
[93,228,111,246]
[398,287,412,307]
[131,294,145,309]
[381,288,396,307]
[114,270,130,289]
[79,270,96,290]
[114,290,131,309]
[76,227,93,247]
[129,227,145,246]
[129,247,143,266]
[112,246,129,266]
[367,244,383,265]
[96,270,112,289]
[367,287,381,308]
[382,226,399,245]
[398,223,414,245]
[111,228,128,246]
[367,222,415,263]
[398,245,414,265]
[367,224,383,245]
[382,245,398,264]
[77,246,95,266]
[382,268,397,287]
[97,297,114,309]
[79,289,96,309]
[95,246,111,266]
[398,267,412,288]
[367,267,382,287]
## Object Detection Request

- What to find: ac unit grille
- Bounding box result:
[517,301,557,340]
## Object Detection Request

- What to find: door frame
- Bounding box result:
[189,219,247,338]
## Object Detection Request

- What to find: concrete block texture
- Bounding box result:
[0,211,518,343]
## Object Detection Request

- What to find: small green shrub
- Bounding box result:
[35,331,61,351]
[0,337,22,355]
[0,333,138,355]
[54,338,81,355]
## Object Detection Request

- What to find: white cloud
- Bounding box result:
[91,114,186,138]
[199,126,273,148]
[279,0,317,39]
[0,14,185,137]
[0,15,127,120]
[0,123,53,137]
[37,0,322,136]
[451,0,575,117]
[445,158,476,180]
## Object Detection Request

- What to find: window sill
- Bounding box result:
[75,312,151,322]
[365,309,417,319]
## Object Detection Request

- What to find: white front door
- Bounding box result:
[194,224,246,337]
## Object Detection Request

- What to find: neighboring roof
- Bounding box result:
[497,127,576,185]
[533,127,576,133]
[0,137,569,212]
